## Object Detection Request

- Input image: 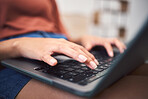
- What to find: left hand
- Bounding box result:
[76,35,126,57]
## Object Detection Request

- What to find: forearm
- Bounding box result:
[68,34,90,45]
[0,38,20,60]
[68,37,81,45]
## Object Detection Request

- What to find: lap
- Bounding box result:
[16,79,84,99]
[16,64,148,99]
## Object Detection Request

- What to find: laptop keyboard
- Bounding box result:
[34,46,120,85]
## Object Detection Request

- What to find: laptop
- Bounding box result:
[1,0,148,97]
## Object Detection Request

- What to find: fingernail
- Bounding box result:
[78,55,87,62]
[110,52,114,57]
[49,59,57,66]
[94,59,99,65]
[90,61,97,69]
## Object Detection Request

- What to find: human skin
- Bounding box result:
[0,35,126,69]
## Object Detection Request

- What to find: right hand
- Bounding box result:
[14,37,98,69]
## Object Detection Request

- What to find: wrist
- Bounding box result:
[11,38,22,58]
[0,38,23,60]
[69,37,81,44]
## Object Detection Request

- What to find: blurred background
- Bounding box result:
[56,0,148,43]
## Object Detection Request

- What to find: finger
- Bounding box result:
[74,48,92,63]
[79,46,99,65]
[41,54,57,66]
[70,43,99,65]
[75,48,98,69]
[103,42,114,57]
[55,46,88,63]
[119,41,126,49]
[55,45,97,69]
[85,63,97,70]
[57,41,89,63]
[67,42,98,69]
[68,42,99,66]
[120,42,126,50]
[113,39,126,53]
[83,42,93,51]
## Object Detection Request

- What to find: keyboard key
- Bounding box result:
[67,72,78,76]
[99,65,105,69]
[72,65,81,69]
[83,71,94,77]
[72,74,86,83]
[61,74,72,79]
[34,67,43,71]
[104,64,110,67]
[95,68,104,72]
[59,70,67,74]
[75,69,84,73]
[80,64,86,67]
[92,70,99,74]
[65,68,74,71]
[42,69,47,73]
[68,78,74,82]
[99,61,105,64]
[61,65,70,68]
[81,67,89,71]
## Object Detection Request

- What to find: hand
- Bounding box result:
[77,35,126,57]
[14,37,98,69]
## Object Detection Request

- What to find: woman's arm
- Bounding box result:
[0,37,98,69]
[70,35,126,57]
[0,38,20,60]
[0,36,126,69]
[0,39,20,69]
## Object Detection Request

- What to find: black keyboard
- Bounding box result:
[34,46,120,85]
